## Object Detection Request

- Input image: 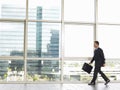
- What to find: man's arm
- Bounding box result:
[90,57,94,64]
[100,49,105,64]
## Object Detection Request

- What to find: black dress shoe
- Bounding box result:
[88,82,95,85]
[105,80,110,85]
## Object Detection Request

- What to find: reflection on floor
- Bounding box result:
[0,83,119,90]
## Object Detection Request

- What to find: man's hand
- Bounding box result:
[102,64,105,67]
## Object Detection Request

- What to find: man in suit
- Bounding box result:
[88,41,110,85]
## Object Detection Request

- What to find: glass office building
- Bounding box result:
[0,0,120,83]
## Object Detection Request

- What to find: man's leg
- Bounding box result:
[99,70,109,81]
[99,68,110,85]
[91,67,100,83]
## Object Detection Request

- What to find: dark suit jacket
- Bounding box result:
[91,48,105,67]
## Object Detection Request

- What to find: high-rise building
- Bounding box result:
[47,30,59,58]
[42,30,59,74]
[36,7,42,57]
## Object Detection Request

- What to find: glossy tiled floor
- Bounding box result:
[0,83,119,90]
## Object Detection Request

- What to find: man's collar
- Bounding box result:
[95,47,99,50]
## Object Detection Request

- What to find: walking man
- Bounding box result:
[88,41,110,85]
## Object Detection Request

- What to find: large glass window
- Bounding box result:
[98,0,120,23]
[27,60,60,81]
[0,22,24,56]
[98,25,120,58]
[28,22,60,58]
[64,0,94,22]
[28,0,61,20]
[0,0,26,19]
[64,25,93,57]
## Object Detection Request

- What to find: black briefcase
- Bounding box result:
[82,63,93,74]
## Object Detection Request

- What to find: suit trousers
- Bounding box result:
[91,65,109,83]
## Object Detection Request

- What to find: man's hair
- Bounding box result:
[94,41,99,45]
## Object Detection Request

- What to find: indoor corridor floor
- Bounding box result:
[0,83,119,90]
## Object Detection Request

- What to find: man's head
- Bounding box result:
[94,41,99,48]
